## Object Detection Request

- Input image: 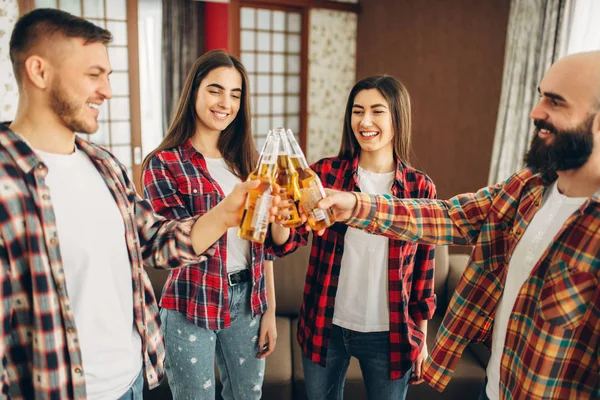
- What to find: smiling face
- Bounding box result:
[48,38,112,134]
[350,88,394,157]
[194,66,242,135]
[524,52,600,174]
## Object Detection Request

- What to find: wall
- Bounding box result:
[356,0,510,199]
[0,0,19,121]
[306,9,357,163]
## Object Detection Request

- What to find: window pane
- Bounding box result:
[273,11,285,31]
[107,21,128,46]
[36,0,57,8]
[273,33,285,53]
[272,116,284,129]
[241,52,256,73]
[257,32,270,52]
[60,0,81,15]
[287,116,300,133]
[84,0,105,19]
[257,75,270,95]
[252,118,258,135]
[288,13,301,33]
[108,47,129,70]
[249,74,257,94]
[110,122,131,145]
[287,55,300,74]
[98,103,109,122]
[105,0,127,21]
[257,96,270,115]
[257,54,269,73]
[93,122,110,146]
[255,135,267,152]
[109,97,130,120]
[256,117,270,135]
[110,72,129,96]
[287,96,300,114]
[273,54,285,73]
[288,75,300,94]
[287,34,301,54]
[257,9,271,30]
[272,75,284,94]
[241,30,255,51]
[241,7,255,29]
[111,146,132,168]
[273,96,284,115]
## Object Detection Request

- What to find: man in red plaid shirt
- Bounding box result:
[0,9,275,400]
[315,51,600,399]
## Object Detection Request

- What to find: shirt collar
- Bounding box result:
[351,152,405,191]
[0,121,112,176]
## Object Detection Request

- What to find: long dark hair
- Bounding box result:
[142,49,256,177]
[338,75,413,164]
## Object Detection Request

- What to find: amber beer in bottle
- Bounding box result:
[285,129,335,231]
[273,128,303,228]
[238,134,279,243]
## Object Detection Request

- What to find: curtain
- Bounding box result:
[487,0,572,185]
[162,0,206,131]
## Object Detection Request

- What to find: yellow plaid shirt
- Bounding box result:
[347,169,599,399]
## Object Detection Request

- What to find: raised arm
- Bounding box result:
[318,184,504,246]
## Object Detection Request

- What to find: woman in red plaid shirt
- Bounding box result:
[278,76,437,400]
[141,50,292,399]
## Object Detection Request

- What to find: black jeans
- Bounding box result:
[478,377,490,400]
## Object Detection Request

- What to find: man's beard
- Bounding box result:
[524,115,595,175]
[50,80,98,134]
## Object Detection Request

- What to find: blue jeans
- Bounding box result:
[302,324,412,400]
[161,281,265,400]
[117,369,144,400]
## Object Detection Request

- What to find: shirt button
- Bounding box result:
[37,164,44,170]
[67,328,76,334]
[42,194,50,200]
[512,316,518,322]
[74,367,82,375]
[50,238,58,245]
[193,189,198,194]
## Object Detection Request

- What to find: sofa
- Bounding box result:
[144,239,488,399]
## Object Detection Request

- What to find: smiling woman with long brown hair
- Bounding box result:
[142,50,292,399]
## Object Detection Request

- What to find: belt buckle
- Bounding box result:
[228,272,238,286]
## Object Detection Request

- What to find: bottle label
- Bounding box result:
[300,179,327,221]
[251,194,273,230]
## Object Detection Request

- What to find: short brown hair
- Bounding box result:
[9,8,112,84]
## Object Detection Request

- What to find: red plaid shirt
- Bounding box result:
[143,139,295,329]
[274,155,437,380]
[347,169,600,399]
[0,123,209,399]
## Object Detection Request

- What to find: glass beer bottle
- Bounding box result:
[285,129,335,231]
[238,133,279,243]
[273,128,303,228]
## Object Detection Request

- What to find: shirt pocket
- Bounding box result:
[177,185,216,216]
[538,261,597,330]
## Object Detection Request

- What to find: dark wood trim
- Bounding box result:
[299,7,309,153]
[240,0,359,13]
[229,0,241,57]
[126,0,143,193]
[17,0,35,14]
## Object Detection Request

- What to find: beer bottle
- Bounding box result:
[273,128,303,228]
[285,129,335,231]
[238,133,279,243]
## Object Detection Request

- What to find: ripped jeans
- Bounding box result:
[160,281,265,400]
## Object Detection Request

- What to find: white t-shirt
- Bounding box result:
[333,166,394,332]
[485,181,587,400]
[36,148,142,400]
[204,157,250,273]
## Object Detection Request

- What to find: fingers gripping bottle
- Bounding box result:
[238,133,279,243]
[285,129,335,231]
[273,128,303,228]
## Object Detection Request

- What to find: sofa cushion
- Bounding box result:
[433,246,449,313]
[273,236,311,316]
